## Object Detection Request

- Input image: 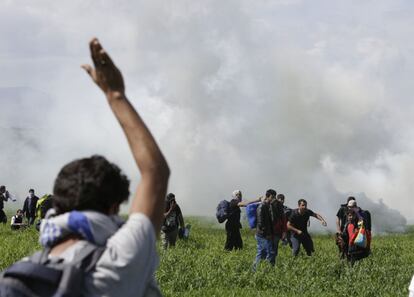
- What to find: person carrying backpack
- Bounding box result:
[342,208,371,264]
[0,38,170,297]
[224,190,243,251]
[161,193,184,249]
[35,194,53,231]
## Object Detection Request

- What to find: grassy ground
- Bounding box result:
[1,215,413,296]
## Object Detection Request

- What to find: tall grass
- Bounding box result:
[1,216,413,296]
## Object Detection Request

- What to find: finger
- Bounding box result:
[98,49,113,66]
[81,64,97,81]
[89,38,102,68]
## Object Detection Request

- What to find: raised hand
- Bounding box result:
[81,38,125,99]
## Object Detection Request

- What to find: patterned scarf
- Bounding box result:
[39,209,124,247]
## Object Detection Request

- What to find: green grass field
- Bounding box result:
[1,216,413,297]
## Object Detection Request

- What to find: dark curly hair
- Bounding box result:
[53,155,130,215]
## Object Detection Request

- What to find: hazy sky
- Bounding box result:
[1,1,413,230]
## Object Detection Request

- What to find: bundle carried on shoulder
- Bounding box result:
[216,200,230,223]
[246,202,260,229]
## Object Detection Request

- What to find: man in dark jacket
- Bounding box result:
[22,188,39,225]
[224,190,243,251]
[161,193,184,249]
[253,189,276,269]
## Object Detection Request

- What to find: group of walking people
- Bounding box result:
[222,189,371,268]
[0,38,375,297]
[0,186,53,230]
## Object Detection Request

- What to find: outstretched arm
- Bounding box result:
[238,197,262,207]
[82,38,170,235]
[313,213,327,227]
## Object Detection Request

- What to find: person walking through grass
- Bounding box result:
[225,190,243,251]
[287,199,327,256]
[162,193,184,249]
[253,189,277,269]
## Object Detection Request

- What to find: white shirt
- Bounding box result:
[409,275,414,297]
[57,213,161,297]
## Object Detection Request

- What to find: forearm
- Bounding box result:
[179,215,184,228]
[316,214,326,223]
[287,222,300,234]
[336,217,341,232]
[108,94,169,228]
[238,197,261,207]
[108,94,168,174]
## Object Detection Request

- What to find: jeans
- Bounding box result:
[253,234,277,269]
[291,232,314,256]
[27,216,35,225]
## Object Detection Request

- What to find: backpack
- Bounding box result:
[216,200,230,223]
[246,202,260,229]
[0,242,104,297]
[36,195,53,220]
[360,210,371,231]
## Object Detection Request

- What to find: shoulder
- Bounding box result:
[289,209,299,219]
[87,213,159,296]
[307,209,316,216]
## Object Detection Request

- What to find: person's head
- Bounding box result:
[16,209,23,217]
[0,185,5,194]
[232,190,242,202]
[53,155,130,215]
[346,209,356,222]
[276,194,285,205]
[166,193,176,203]
[298,199,307,213]
[347,196,356,203]
[264,189,277,203]
[28,189,35,197]
[347,199,357,208]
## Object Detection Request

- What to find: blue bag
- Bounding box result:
[246,202,260,229]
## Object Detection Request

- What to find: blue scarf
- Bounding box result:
[39,209,124,248]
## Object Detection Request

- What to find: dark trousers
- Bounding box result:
[0,210,7,224]
[291,232,314,256]
[225,225,243,251]
[26,216,35,225]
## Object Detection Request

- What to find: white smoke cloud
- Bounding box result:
[0,1,412,231]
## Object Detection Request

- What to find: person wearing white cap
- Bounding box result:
[336,196,357,234]
[224,190,243,251]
